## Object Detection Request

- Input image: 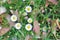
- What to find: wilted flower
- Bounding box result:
[0,6,6,15]
[25,24,32,31]
[14,23,22,29]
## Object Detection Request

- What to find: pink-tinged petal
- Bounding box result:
[48,0,58,5]
[0,27,10,36]
[33,20,40,36]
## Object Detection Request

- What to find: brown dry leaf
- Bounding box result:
[30,0,34,5]
[45,0,49,7]
[33,20,40,36]
[6,14,15,27]
[51,20,57,35]
[0,16,2,24]
[0,27,10,36]
[48,0,58,5]
[56,19,60,29]
[7,0,11,4]
[25,35,32,40]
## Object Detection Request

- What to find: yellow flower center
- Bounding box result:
[27,8,30,11]
[27,25,30,29]
[29,20,32,22]
[17,24,20,27]
[13,17,16,20]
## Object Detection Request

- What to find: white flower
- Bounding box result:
[25,24,32,31]
[10,15,17,22]
[0,6,6,15]
[14,23,22,29]
[25,6,32,13]
[23,12,28,16]
[27,18,33,23]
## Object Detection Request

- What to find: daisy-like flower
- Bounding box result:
[23,12,28,16]
[25,24,32,31]
[0,6,6,15]
[27,18,33,23]
[14,23,22,29]
[10,15,17,22]
[25,6,32,13]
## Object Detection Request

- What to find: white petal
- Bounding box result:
[25,6,32,13]
[10,15,17,22]
[25,24,32,31]
[14,23,22,29]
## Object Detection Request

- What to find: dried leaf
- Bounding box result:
[45,0,49,7]
[56,19,60,29]
[7,0,11,4]
[51,20,57,35]
[33,20,40,36]
[0,16,2,23]
[25,35,32,40]
[48,0,58,5]
[30,0,34,5]
[0,27,10,36]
